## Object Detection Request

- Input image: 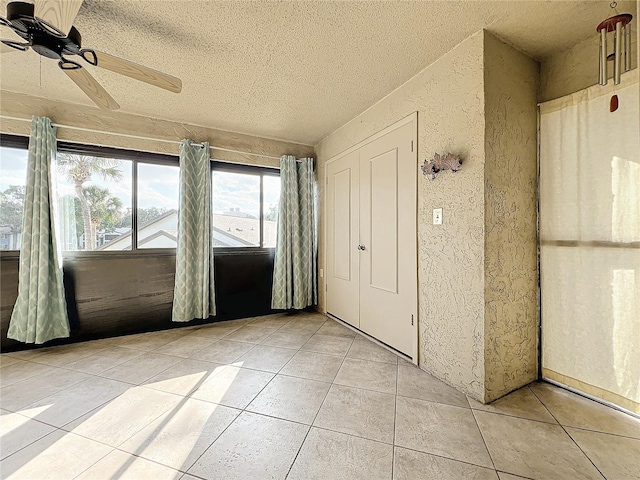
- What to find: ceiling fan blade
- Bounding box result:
[1,42,21,54]
[34,0,83,36]
[1,39,30,53]
[64,67,120,110]
[94,50,182,93]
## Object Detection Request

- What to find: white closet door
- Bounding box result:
[326,150,360,328]
[359,119,417,355]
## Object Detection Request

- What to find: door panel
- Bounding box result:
[326,150,360,328]
[369,149,398,293]
[359,120,416,355]
[332,169,352,280]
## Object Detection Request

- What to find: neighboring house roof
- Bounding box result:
[97,209,268,250]
[212,226,255,247]
[222,209,257,219]
[140,209,179,226]
[97,209,179,250]
[213,214,261,246]
[138,230,177,247]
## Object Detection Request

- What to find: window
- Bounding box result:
[56,153,133,251]
[212,164,280,249]
[1,136,280,254]
[0,138,29,251]
[136,163,179,249]
[262,175,281,248]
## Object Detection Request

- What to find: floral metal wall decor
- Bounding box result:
[421,152,462,180]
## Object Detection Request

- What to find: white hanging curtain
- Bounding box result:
[271,156,317,310]
[539,71,639,412]
[8,116,70,344]
[172,140,216,322]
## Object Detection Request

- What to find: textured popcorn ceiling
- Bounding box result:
[0,0,634,144]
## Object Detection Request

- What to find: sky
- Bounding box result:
[212,171,281,217]
[137,163,178,210]
[1,147,280,219]
[0,147,28,191]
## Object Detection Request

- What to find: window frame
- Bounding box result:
[0,135,280,257]
[0,134,30,257]
[210,160,280,253]
[56,141,178,257]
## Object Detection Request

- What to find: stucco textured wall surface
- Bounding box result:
[316,31,488,400]
[483,33,540,402]
[0,91,314,167]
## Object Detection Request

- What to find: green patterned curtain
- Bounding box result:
[172,140,216,322]
[8,117,70,344]
[272,156,317,309]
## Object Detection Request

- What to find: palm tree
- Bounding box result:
[57,154,123,250]
[83,186,124,247]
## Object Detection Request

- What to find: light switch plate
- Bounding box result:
[433,208,443,225]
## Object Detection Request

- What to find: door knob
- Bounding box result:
[358,244,366,251]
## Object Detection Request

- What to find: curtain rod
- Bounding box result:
[0,115,284,161]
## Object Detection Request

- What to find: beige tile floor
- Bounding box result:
[1,312,639,480]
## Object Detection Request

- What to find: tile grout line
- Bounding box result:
[57,387,189,443]
[68,430,116,480]
[395,443,505,473]
[468,407,572,428]
[284,328,358,479]
[111,376,243,476]
[132,315,301,385]
[0,424,58,464]
[561,424,640,441]
[3,321,633,480]
[1,314,390,478]
[528,386,607,480]
[178,313,330,478]
[255,315,336,479]
[111,315,305,476]
[469,408,498,472]
[495,471,535,480]
[391,359,399,480]
[0,315,302,474]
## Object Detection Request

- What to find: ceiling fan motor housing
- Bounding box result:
[4,1,82,59]
[2,0,181,109]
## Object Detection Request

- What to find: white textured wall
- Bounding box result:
[0,91,314,167]
[316,31,488,400]
[483,34,540,402]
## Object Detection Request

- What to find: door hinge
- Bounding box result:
[411,141,414,152]
[411,314,414,326]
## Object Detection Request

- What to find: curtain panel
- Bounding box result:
[172,140,216,322]
[272,156,317,310]
[539,71,639,412]
[8,116,70,344]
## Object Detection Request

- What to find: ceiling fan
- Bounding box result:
[0,0,182,110]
